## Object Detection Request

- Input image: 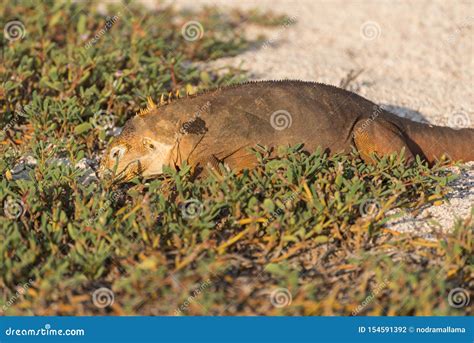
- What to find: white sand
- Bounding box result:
[157,0,474,233]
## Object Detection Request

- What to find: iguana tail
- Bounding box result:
[403,121,474,164]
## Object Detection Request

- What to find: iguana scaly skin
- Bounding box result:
[99,80,474,182]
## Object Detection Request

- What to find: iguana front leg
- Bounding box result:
[191,154,223,177]
[194,148,259,176]
[353,119,415,163]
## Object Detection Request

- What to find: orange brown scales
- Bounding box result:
[99,80,474,182]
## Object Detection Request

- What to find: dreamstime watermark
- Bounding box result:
[352,278,390,315]
[447,111,471,129]
[85,191,122,226]
[5,324,85,336]
[181,21,204,41]
[360,21,381,41]
[4,20,26,41]
[261,16,297,50]
[84,13,121,49]
[3,196,25,219]
[1,279,34,313]
[175,279,212,315]
[447,287,470,308]
[1,116,20,138]
[180,198,204,220]
[352,105,383,139]
[92,287,115,308]
[260,190,300,231]
[179,101,211,135]
[1,104,29,139]
[359,198,381,217]
[174,76,239,140]
[270,110,292,131]
[270,288,292,308]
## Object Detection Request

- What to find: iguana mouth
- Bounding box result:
[99,159,143,183]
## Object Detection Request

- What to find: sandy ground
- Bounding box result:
[136,0,474,234]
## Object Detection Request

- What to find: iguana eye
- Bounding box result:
[143,137,156,151]
[110,146,125,160]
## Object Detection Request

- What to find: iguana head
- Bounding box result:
[99,115,176,182]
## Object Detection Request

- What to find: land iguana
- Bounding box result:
[99,80,474,182]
